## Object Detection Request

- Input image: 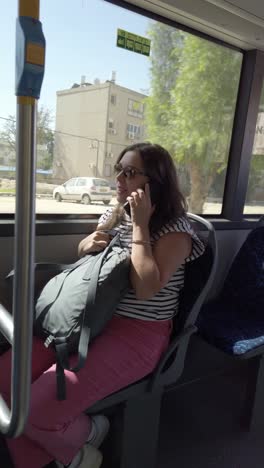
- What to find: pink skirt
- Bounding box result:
[2,315,172,468]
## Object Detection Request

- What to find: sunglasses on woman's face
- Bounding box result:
[114,164,147,180]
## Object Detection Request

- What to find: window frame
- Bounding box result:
[1,0,264,230]
[127,98,144,118]
[110,94,117,105]
[222,50,264,221]
[126,122,141,140]
[105,1,264,222]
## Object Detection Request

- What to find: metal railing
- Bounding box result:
[0,0,45,437]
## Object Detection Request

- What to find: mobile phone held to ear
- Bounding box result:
[124,201,131,216]
[123,181,161,216]
[148,180,161,206]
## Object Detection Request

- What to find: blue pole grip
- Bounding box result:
[16,16,45,99]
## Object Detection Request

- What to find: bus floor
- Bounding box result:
[0,368,263,468]
[157,368,264,468]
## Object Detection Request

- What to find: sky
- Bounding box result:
[0,0,153,129]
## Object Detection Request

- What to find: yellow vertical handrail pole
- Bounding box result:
[19,0,39,18]
[0,0,45,437]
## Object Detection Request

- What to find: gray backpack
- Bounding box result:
[34,233,130,399]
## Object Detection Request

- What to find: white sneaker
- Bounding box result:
[56,443,103,468]
[56,415,109,468]
[87,415,110,448]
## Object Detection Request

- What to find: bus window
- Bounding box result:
[244,82,264,214]
[0,0,242,216]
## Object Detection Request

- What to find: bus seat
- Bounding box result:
[197,215,264,432]
[86,214,218,468]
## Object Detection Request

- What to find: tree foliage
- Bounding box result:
[0,106,54,170]
[145,23,185,149]
[146,23,242,211]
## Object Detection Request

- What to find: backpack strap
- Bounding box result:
[55,233,121,400]
[6,258,90,302]
[6,257,88,280]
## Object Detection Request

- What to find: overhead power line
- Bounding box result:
[0,116,128,149]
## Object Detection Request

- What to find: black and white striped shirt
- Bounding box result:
[98,209,205,321]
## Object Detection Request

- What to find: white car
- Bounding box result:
[53,177,112,205]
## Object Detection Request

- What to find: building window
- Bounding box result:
[127,124,141,140]
[128,99,144,118]
[110,94,116,105]
[105,144,114,159]
[108,119,117,135]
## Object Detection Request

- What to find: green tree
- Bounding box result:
[0,106,54,171]
[36,106,54,170]
[145,23,184,145]
[0,117,16,154]
[146,24,242,212]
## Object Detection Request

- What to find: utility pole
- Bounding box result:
[89,139,99,176]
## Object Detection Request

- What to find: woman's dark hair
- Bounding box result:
[99,142,187,234]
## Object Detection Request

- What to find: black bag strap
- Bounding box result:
[55,233,121,400]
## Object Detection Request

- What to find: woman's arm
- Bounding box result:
[77,210,112,257]
[78,230,110,257]
[128,183,191,300]
[130,228,191,300]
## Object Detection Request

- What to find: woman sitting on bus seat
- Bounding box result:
[0,142,204,468]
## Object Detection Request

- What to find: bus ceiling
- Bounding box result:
[112,0,264,52]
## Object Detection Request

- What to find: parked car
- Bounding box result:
[53,177,112,205]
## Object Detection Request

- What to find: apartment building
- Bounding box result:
[53,74,146,182]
